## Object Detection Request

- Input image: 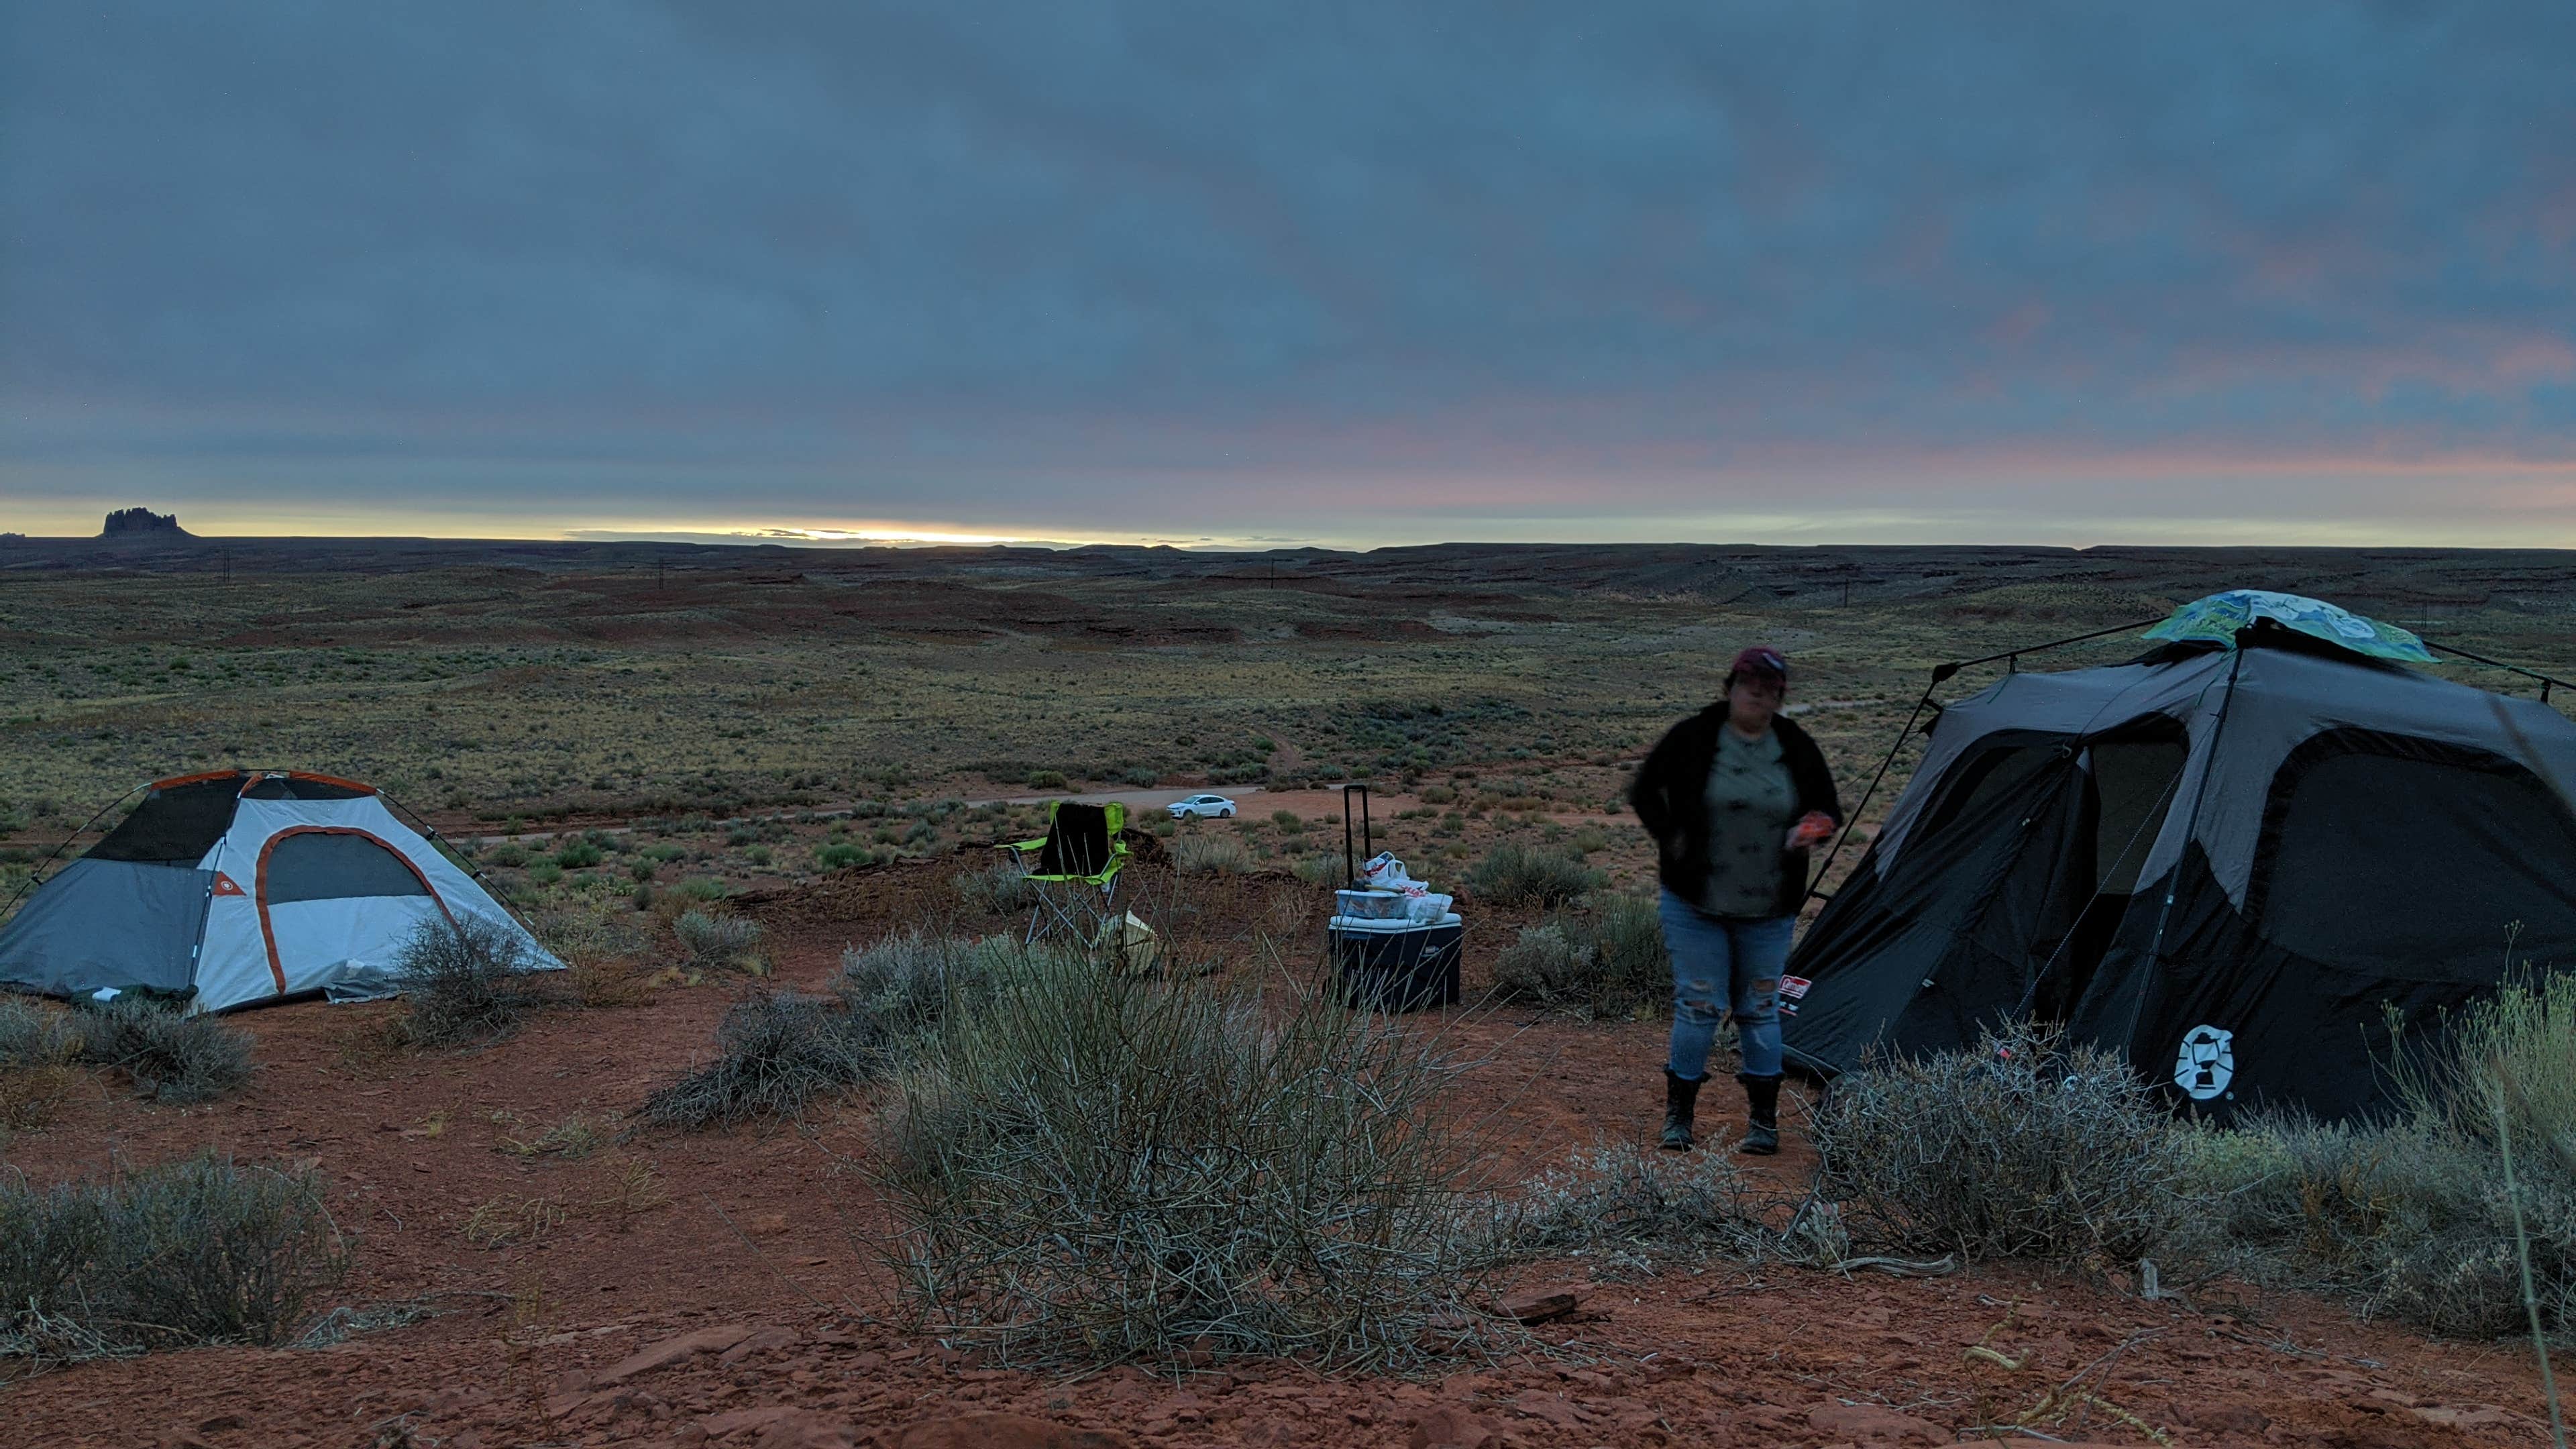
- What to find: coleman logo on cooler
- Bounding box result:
[1778,975,1811,1000]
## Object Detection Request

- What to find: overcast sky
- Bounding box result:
[5,3,2573,547]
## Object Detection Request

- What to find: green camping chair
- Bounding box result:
[1000,801,1131,945]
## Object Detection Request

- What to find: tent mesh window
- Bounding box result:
[2252,729,2576,980]
[85,775,247,864]
[264,833,433,905]
[2088,737,2186,894]
[1915,737,2069,845]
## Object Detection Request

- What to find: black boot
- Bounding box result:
[1660,1068,1703,1151]
[1737,1073,1782,1155]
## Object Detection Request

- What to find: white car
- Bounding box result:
[1169,793,1238,820]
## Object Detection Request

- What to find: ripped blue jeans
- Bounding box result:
[1658,890,1794,1081]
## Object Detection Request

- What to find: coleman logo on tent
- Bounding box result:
[1776,973,1811,1016]
[2174,1024,2235,1100]
[211,873,246,897]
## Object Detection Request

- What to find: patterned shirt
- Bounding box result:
[1700,724,1796,918]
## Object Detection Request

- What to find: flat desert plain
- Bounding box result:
[3,537,2573,1448]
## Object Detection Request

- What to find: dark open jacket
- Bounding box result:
[1629,704,1843,918]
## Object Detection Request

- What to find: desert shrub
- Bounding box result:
[638,989,875,1130]
[1465,842,1601,908]
[1289,853,1342,887]
[1501,1140,1806,1277]
[837,930,1018,1044]
[0,1152,348,1358]
[486,844,529,868]
[1812,1022,2189,1267]
[73,998,254,1103]
[0,998,80,1069]
[531,904,647,967]
[1024,769,1067,790]
[1270,808,1301,828]
[879,955,1497,1369]
[527,861,564,887]
[949,861,1036,915]
[1172,833,1253,875]
[553,840,603,869]
[1120,766,1160,788]
[674,909,765,973]
[813,841,872,871]
[1491,894,1666,1016]
[1492,922,1588,999]
[392,914,560,1049]
[2196,975,2576,1336]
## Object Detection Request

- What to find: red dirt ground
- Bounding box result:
[3,863,2552,1448]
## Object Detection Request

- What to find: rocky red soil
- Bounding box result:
[4,864,2553,1448]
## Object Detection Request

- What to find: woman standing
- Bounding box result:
[1627,646,1842,1153]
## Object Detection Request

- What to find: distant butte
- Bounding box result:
[100,506,191,538]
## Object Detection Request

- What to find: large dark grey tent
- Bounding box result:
[1780,592,2576,1122]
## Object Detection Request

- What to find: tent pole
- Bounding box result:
[1806,684,1933,902]
[2419,639,2576,702]
[1807,614,2166,904]
[379,790,494,884]
[2132,648,2245,1039]
[0,782,147,922]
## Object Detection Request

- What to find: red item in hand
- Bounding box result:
[1785,812,1836,849]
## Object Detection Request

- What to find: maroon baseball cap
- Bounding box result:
[1729,645,1788,684]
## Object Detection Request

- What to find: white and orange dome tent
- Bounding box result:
[0,769,558,1014]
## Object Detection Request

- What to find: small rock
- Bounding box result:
[718,1326,801,1364]
[1507,1392,1585,1429]
[594,1324,759,1385]
[197,1415,246,1433]
[2412,1405,2518,1430]
[1408,1404,1504,1448]
[1807,1401,1945,1446]
[1498,1286,1587,1324]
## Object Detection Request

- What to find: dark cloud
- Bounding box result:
[4,2,2573,539]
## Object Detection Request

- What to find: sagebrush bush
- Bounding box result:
[1464,843,1601,908]
[837,929,1016,1042]
[74,998,254,1103]
[674,909,765,973]
[1289,853,1342,887]
[879,953,1496,1369]
[949,861,1037,915]
[2194,974,2576,1336]
[0,998,80,1069]
[1491,894,1666,1016]
[1172,834,1253,875]
[393,914,560,1048]
[1,1152,348,1358]
[639,988,875,1130]
[1813,1022,2190,1266]
[1501,1140,1803,1277]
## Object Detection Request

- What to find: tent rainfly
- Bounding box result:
[0,770,559,1014]
[1781,591,2576,1122]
